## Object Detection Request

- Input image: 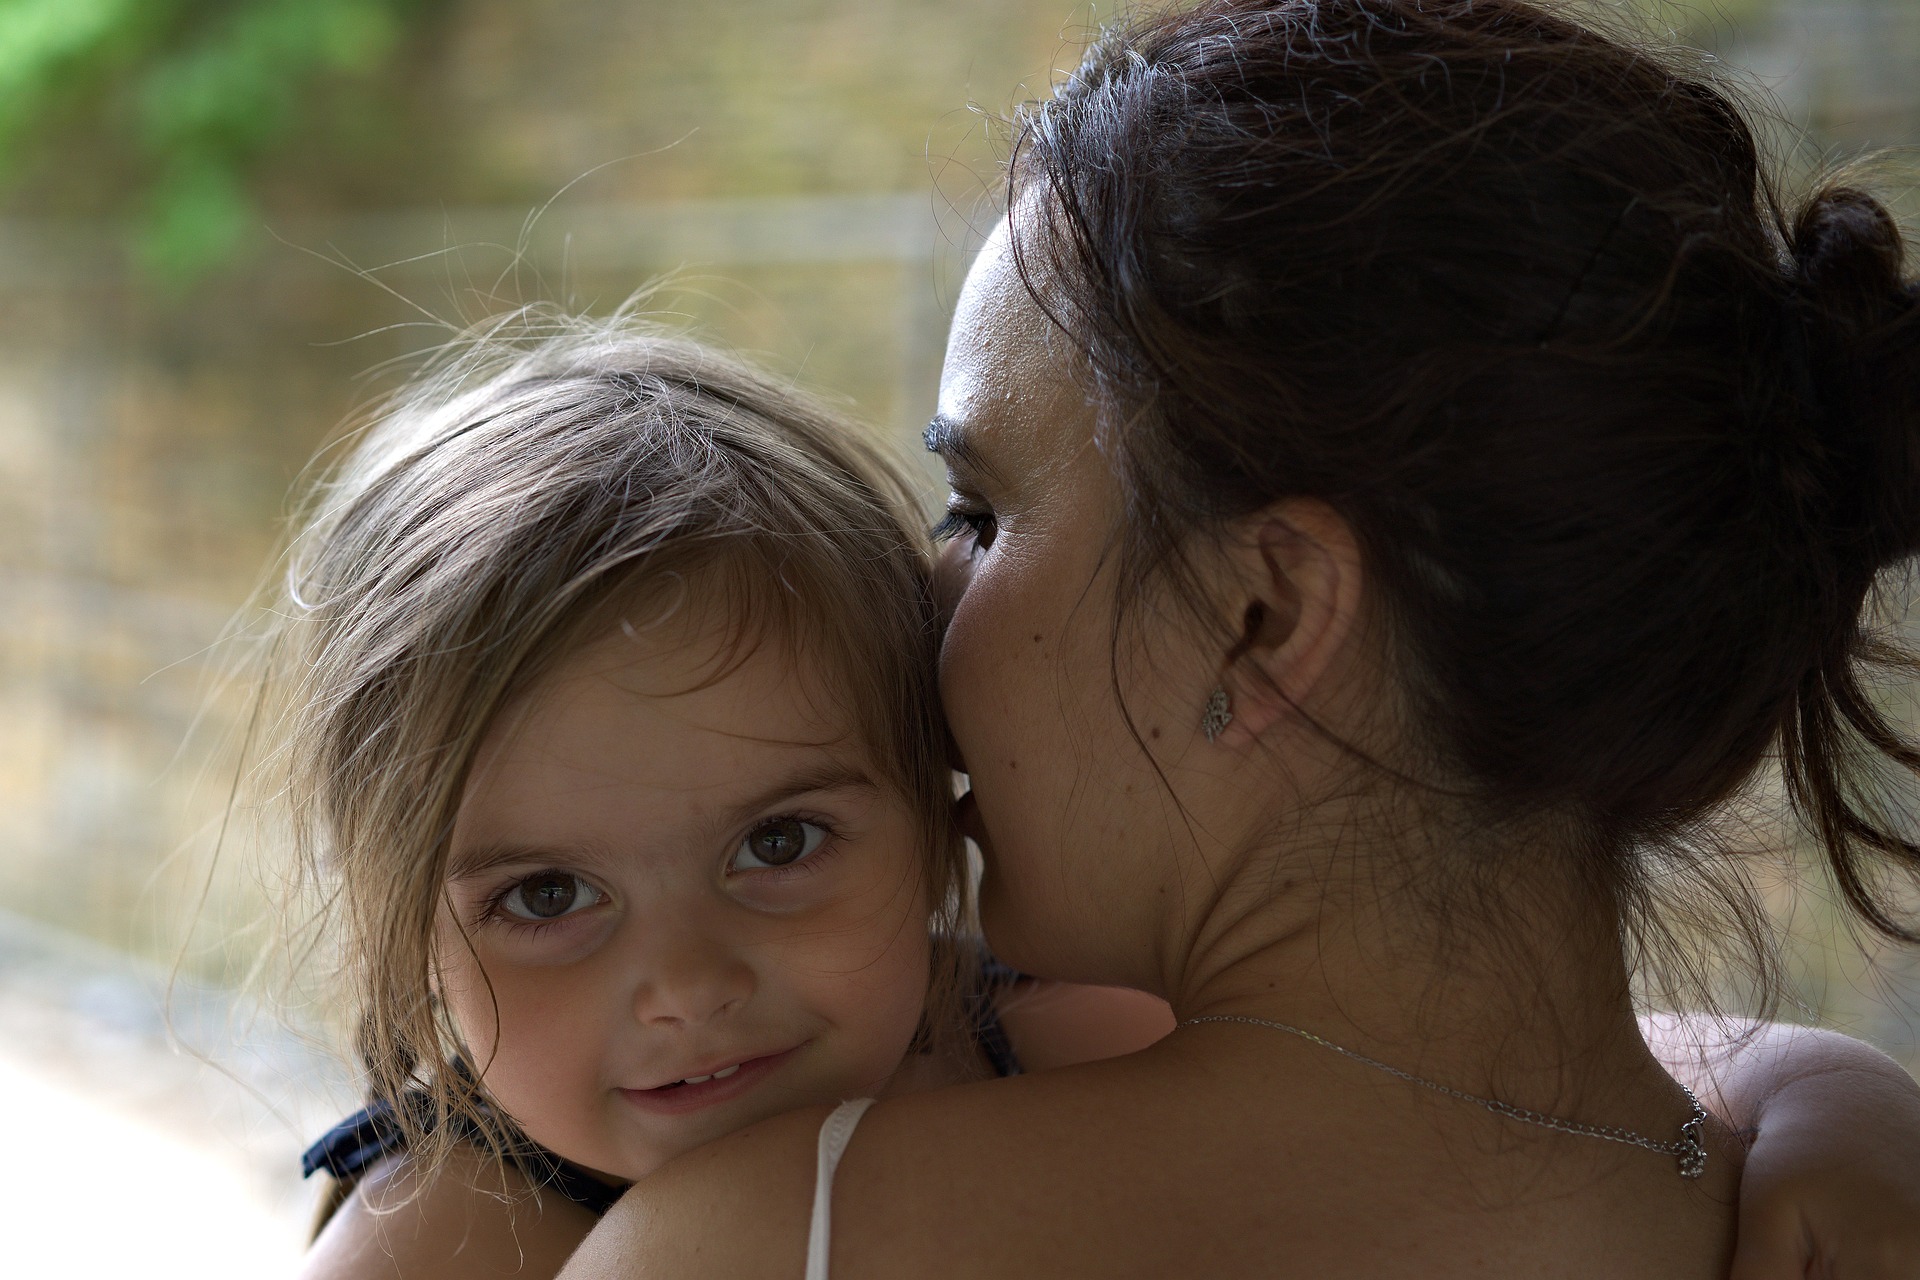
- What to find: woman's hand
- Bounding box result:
[1645,1015,1920,1278]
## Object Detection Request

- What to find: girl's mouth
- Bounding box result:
[617,1046,799,1115]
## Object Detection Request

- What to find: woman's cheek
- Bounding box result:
[940,565,1036,756]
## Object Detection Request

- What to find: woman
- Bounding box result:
[565,1,1920,1274]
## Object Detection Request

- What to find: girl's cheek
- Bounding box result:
[728,833,922,918]
[479,907,622,968]
[750,851,930,983]
[432,956,499,1058]
[436,894,622,978]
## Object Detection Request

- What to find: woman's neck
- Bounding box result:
[1166,809,1677,1126]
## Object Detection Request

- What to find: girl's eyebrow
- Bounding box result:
[444,762,882,880]
[724,762,880,825]
[446,842,578,881]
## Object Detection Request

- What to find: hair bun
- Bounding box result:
[1791,186,1908,330]
[1786,185,1920,572]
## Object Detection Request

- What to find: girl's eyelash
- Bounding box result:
[467,812,848,929]
[476,872,601,933]
[732,811,845,880]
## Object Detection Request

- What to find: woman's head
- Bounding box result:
[276,312,960,1179]
[933,0,1920,983]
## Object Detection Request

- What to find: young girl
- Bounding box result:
[280,313,1167,1279]
[278,312,1920,1279]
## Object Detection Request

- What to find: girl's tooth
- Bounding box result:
[683,1073,712,1085]
[712,1063,740,1079]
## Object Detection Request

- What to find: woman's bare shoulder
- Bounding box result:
[562,1062,1176,1280]
[560,1103,833,1280]
[301,1144,598,1280]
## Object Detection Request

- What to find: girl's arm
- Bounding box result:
[299,1145,598,1280]
[1644,1014,1920,1280]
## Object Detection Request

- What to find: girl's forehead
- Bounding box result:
[507,624,861,764]
[459,618,863,790]
[449,631,888,868]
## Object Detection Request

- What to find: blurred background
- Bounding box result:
[0,0,1915,1272]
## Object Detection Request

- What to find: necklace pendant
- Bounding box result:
[1676,1122,1707,1180]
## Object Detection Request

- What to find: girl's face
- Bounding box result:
[434,614,931,1181]
[930,216,1220,994]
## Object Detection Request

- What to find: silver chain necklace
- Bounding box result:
[1180,1013,1708,1179]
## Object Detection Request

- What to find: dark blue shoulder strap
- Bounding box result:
[301,1098,405,1181]
[973,954,1025,1078]
[300,1088,625,1216]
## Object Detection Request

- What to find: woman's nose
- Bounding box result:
[628,928,756,1028]
[930,535,973,633]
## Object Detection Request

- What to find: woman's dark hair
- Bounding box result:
[1011,0,1920,942]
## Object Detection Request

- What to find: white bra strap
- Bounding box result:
[804,1097,876,1280]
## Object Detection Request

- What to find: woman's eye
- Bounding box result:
[931,507,998,552]
[731,818,830,871]
[499,871,603,922]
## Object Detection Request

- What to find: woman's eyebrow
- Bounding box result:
[923,413,998,483]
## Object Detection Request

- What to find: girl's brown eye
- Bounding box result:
[732,818,828,871]
[502,871,601,921]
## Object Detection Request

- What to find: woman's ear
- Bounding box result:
[1210,499,1365,743]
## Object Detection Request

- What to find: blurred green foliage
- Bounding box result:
[0,0,427,282]
[0,0,1801,286]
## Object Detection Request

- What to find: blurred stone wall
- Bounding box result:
[0,0,1914,1065]
[0,0,1073,981]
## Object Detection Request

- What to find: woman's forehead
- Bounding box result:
[935,220,1092,477]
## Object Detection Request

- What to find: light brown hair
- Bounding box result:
[266,307,963,1204]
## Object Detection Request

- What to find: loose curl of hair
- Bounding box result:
[1007,0,1920,972]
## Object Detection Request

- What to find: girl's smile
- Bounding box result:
[434,607,933,1181]
[618,1045,803,1114]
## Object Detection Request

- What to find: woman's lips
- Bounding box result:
[617,1046,798,1116]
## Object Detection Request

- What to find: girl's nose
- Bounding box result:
[629,928,756,1028]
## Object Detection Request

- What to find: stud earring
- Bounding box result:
[1202,686,1233,743]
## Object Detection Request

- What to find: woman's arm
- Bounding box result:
[992,980,1177,1071]
[300,1145,598,1280]
[1643,1014,1920,1280]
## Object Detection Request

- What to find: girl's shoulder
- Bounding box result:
[302,1142,599,1280]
